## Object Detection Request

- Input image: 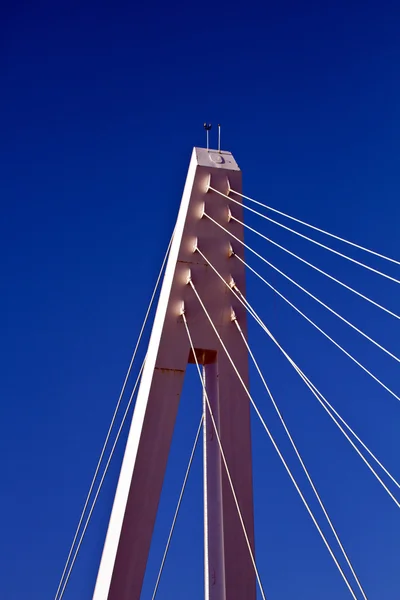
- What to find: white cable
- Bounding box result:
[234,318,368,600]
[188,281,359,600]
[58,359,146,600]
[195,247,400,503]
[204,212,400,365]
[54,230,174,600]
[151,415,203,600]
[227,187,400,268]
[182,313,267,600]
[202,366,210,600]
[236,290,400,508]
[292,359,400,492]
[222,203,400,320]
[211,186,400,282]
[234,252,400,406]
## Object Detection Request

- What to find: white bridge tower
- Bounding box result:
[93,147,256,600]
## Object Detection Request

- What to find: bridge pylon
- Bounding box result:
[93,147,256,600]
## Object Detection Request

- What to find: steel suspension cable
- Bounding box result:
[182,313,267,600]
[212,186,400,285]
[288,357,400,492]
[227,187,400,268]
[234,318,368,599]
[188,281,360,599]
[236,290,400,507]
[204,212,400,365]
[151,415,203,600]
[228,210,400,320]
[54,230,174,600]
[216,188,400,285]
[195,248,400,502]
[233,252,400,405]
[58,358,146,600]
[202,365,210,600]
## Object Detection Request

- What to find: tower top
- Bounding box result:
[194,147,240,171]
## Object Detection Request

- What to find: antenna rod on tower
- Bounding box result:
[218,124,221,153]
[204,123,212,150]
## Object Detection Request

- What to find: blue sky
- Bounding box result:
[1,1,400,598]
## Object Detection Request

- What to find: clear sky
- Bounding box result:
[1,1,400,598]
